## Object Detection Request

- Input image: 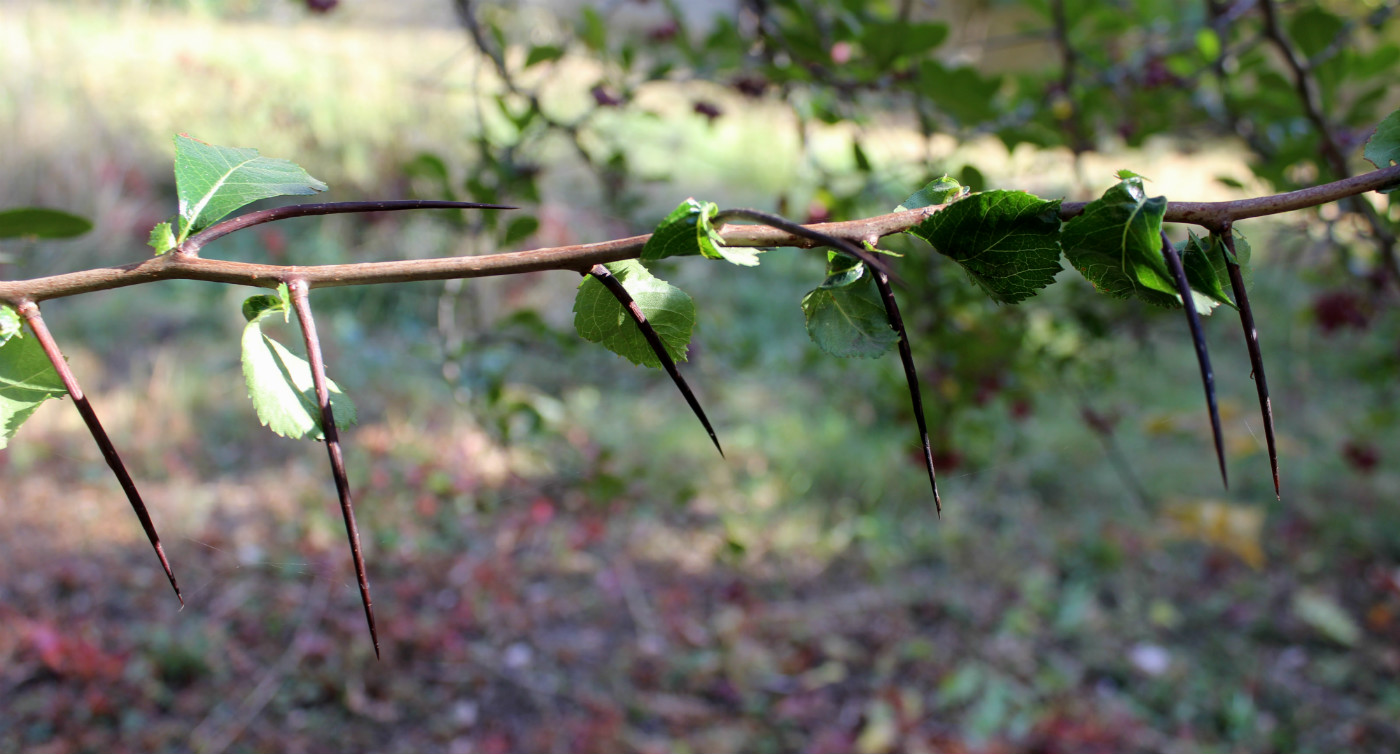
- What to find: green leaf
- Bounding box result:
[503,215,540,247]
[642,198,761,266]
[800,252,899,358]
[908,190,1063,304]
[148,221,176,255]
[525,44,566,68]
[860,21,948,68]
[0,323,67,449]
[172,134,327,244]
[241,295,356,440]
[580,6,607,52]
[1183,231,1237,310]
[1061,176,1180,307]
[0,207,92,239]
[1365,107,1400,193]
[0,304,20,345]
[573,260,695,368]
[896,176,966,211]
[917,61,1002,125]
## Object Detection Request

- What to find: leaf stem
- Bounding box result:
[586,264,722,456]
[14,301,183,605]
[1159,232,1227,489]
[1219,227,1280,499]
[286,280,380,660]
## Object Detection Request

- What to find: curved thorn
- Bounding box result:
[711,208,903,285]
[17,302,183,605]
[287,281,380,659]
[1160,231,1228,489]
[871,268,942,514]
[587,264,723,457]
[1220,229,1279,499]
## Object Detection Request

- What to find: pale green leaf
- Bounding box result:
[896,176,966,212]
[173,134,327,243]
[573,260,695,368]
[0,325,67,449]
[0,304,20,345]
[642,198,761,267]
[148,221,176,255]
[241,298,356,440]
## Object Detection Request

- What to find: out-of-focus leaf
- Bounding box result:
[1161,500,1264,568]
[0,207,92,239]
[1365,107,1400,193]
[1292,590,1361,646]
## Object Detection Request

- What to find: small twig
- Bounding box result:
[287,280,380,659]
[1159,232,1227,489]
[182,200,513,256]
[1219,226,1279,499]
[15,301,183,605]
[586,263,722,456]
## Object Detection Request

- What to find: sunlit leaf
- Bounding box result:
[0,207,92,239]
[801,252,899,358]
[148,222,176,255]
[241,295,356,440]
[172,134,327,243]
[642,198,759,266]
[0,320,67,449]
[896,175,965,211]
[573,260,695,368]
[908,190,1063,304]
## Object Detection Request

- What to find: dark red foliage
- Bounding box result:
[304,0,338,12]
[1313,289,1372,332]
[1343,441,1381,473]
[591,85,624,107]
[693,100,723,122]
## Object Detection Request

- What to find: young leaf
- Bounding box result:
[1061,176,1183,308]
[148,222,176,255]
[0,325,67,449]
[801,253,900,358]
[907,190,1063,304]
[0,207,92,239]
[642,198,760,266]
[896,176,965,211]
[172,134,328,244]
[573,260,695,367]
[241,296,357,439]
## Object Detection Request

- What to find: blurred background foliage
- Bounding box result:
[2,0,1400,752]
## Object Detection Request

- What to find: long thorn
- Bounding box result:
[16,302,183,605]
[871,268,942,513]
[587,264,723,457]
[1220,229,1279,499]
[711,208,903,284]
[287,281,380,659]
[1160,231,1228,489]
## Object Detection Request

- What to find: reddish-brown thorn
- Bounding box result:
[286,280,380,660]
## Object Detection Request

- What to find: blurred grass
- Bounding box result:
[2,2,1400,753]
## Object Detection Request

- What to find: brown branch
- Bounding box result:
[3,164,1400,308]
[287,280,380,660]
[15,301,183,604]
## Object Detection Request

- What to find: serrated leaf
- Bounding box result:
[642,198,761,266]
[0,305,20,345]
[801,256,899,358]
[1062,177,1181,307]
[0,207,92,239]
[241,299,356,440]
[148,221,176,255]
[573,260,695,368]
[1365,107,1400,193]
[896,176,965,211]
[908,190,1063,304]
[173,134,327,243]
[0,325,67,449]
